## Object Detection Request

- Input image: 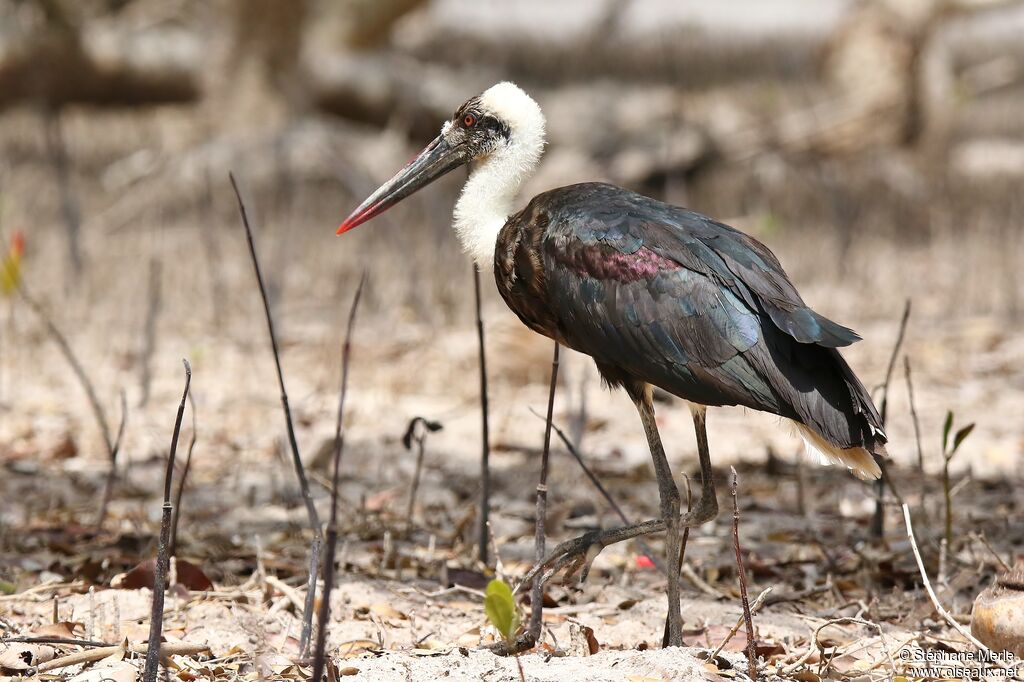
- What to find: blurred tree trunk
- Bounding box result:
[204,0,310,132]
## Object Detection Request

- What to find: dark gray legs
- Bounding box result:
[519,388,718,649]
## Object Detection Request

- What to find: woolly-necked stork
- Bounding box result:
[337,82,887,646]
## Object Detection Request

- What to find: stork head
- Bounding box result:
[337,82,545,234]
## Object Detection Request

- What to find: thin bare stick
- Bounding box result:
[0,636,111,647]
[901,504,1011,669]
[229,173,321,534]
[143,359,191,682]
[781,617,894,675]
[18,287,123,527]
[872,299,911,538]
[138,257,162,408]
[528,342,560,644]
[96,390,128,527]
[229,173,323,656]
[170,391,198,556]
[311,274,365,682]
[38,642,208,674]
[473,264,492,567]
[730,467,758,681]
[707,586,773,662]
[971,532,1011,572]
[879,299,911,424]
[526,408,678,582]
[905,356,929,503]
[298,540,322,659]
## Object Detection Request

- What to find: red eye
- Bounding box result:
[463,114,476,127]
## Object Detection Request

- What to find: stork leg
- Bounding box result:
[518,392,719,645]
[634,389,684,646]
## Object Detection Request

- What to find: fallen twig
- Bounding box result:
[528,342,560,646]
[729,467,758,681]
[229,173,323,656]
[142,359,191,682]
[0,636,110,648]
[311,275,365,682]
[264,575,305,613]
[37,641,208,673]
[473,264,492,567]
[707,586,773,662]
[781,617,894,676]
[901,504,1009,669]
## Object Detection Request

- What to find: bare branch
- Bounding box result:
[311,274,366,682]
[473,264,492,567]
[142,359,192,682]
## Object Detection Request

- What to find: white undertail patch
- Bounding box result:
[793,420,881,481]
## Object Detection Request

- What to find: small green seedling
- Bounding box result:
[484,579,520,642]
[484,579,525,681]
[940,410,975,549]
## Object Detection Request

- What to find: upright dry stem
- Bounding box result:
[18,287,122,527]
[311,275,365,682]
[473,264,492,567]
[170,391,198,556]
[138,257,162,408]
[730,467,758,681]
[229,173,323,655]
[903,356,927,518]
[229,173,321,534]
[142,359,191,682]
[529,342,560,643]
[872,298,911,538]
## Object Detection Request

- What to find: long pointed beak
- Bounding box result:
[337,134,470,235]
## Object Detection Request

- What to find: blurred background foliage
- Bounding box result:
[1,0,1022,327]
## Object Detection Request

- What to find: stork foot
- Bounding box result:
[519,494,718,591]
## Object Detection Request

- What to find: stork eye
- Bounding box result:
[463,114,477,127]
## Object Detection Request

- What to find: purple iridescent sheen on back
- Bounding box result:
[556,243,681,282]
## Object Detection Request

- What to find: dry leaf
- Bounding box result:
[0,644,55,672]
[31,621,82,638]
[337,639,380,658]
[111,558,213,591]
[339,667,360,676]
[369,603,408,620]
[68,662,137,682]
[567,622,599,656]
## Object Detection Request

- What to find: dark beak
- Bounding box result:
[337,134,470,234]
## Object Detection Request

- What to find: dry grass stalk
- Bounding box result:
[229,172,323,656]
[528,342,560,644]
[872,298,911,538]
[473,264,492,567]
[170,391,198,556]
[311,274,365,682]
[142,359,192,682]
[729,467,759,680]
[901,503,1009,670]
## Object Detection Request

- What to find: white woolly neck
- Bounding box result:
[453,82,546,267]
